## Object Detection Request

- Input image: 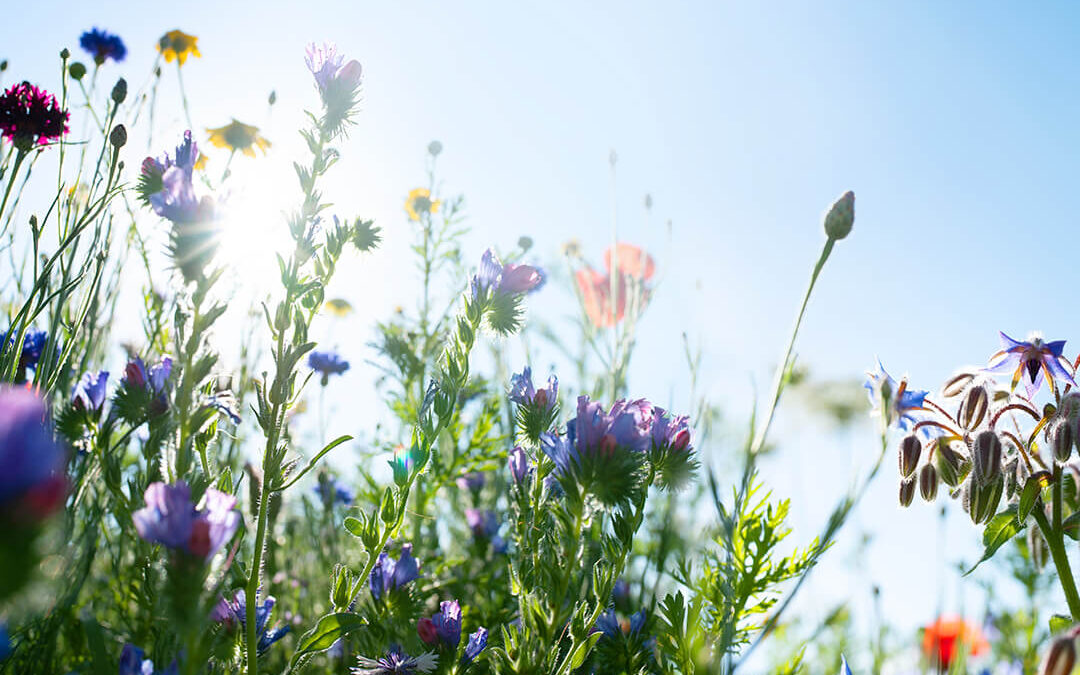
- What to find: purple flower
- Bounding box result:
[508,445,531,484]
[309,350,349,385]
[213,589,290,655]
[864,360,928,432]
[352,645,437,675]
[464,509,506,552]
[305,42,363,94]
[650,407,692,453]
[0,387,66,519]
[72,370,109,414]
[140,132,213,225]
[132,481,239,559]
[455,472,485,491]
[79,28,127,64]
[124,357,173,415]
[469,249,542,299]
[987,331,1077,399]
[0,82,69,149]
[369,544,420,600]
[431,600,462,648]
[594,608,621,638]
[119,644,178,675]
[1,327,48,373]
[567,395,653,456]
[508,366,558,411]
[461,628,488,665]
[314,476,354,506]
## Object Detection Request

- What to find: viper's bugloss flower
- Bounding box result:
[921,616,988,671]
[465,508,506,552]
[1,327,48,373]
[650,407,692,453]
[840,655,853,675]
[157,30,201,65]
[352,645,437,675]
[594,608,647,640]
[509,366,558,411]
[71,370,109,414]
[865,360,928,432]
[206,119,271,158]
[455,472,485,491]
[0,82,69,150]
[120,643,178,675]
[469,249,542,299]
[508,445,531,484]
[404,188,440,222]
[0,623,9,660]
[0,387,66,520]
[79,28,126,64]
[571,396,654,454]
[309,350,349,385]
[132,481,239,559]
[430,600,462,648]
[306,42,363,96]
[314,475,354,506]
[369,543,419,600]
[987,331,1076,399]
[462,628,488,665]
[213,588,290,655]
[124,357,173,416]
[139,131,202,208]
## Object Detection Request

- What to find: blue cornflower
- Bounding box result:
[132,481,239,560]
[461,628,488,665]
[212,589,290,655]
[119,644,178,675]
[314,476,354,506]
[369,544,420,601]
[79,28,127,65]
[864,360,928,432]
[309,350,349,385]
[0,387,66,519]
[987,331,1077,399]
[71,370,109,414]
[352,645,437,675]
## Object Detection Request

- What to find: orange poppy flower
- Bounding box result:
[576,266,627,328]
[922,616,989,670]
[604,242,655,281]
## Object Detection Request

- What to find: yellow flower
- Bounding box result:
[193,153,209,171]
[324,298,353,317]
[404,188,440,221]
[205,120,271,158]
[158,30,201,65]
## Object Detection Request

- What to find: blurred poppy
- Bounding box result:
[604,242,655,281]
[922,616,988,671]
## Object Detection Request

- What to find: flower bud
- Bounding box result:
[899,477,916,507]
[1029,526,1049,570]
[60,48,70,60]
[972,430,1002,486]
[0,60,7,72]
[969,475,1004,525]
[960,385,989,430]
[69,62,87,81]
[919,463,938,502]
[109,124,127,148]
[942,371,975,398]
[111,78,128,105]
[428,140,443,157]
[823,191,855,240]
[1040,635,1076,675]
[518,236,533,252]
[268,90,277,106]
[1052,420,1074,463]
[934,440,966,487]
[898,435,921,478]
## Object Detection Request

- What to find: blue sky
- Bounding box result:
[6,0,1080,664]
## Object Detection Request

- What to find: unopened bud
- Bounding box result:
[268,90,277,106]
[0,60,7,72]
[1040,635,1076,675]
[69,62,87,81]
[428,140,443,157]
[518,236,533,252]
[942,371,976,398]
[934,440,966,487]
[919,463,938,502]
[111,78,127,104]
[109,124,127,148]
[972,431,1003,486]
[899,477,916,507]
[1029,526,1049,570]
[60,48,70,60]
[960,385,989,430]
[1004,457,1020,498]
[823,190,855,240]
[899,435,921,478]
[1052,420,1075,463]
[970,475,1004,525]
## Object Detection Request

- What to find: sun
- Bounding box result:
[214,162,295,294]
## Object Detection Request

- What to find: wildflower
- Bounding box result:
[604,243,655,282]
[325,298,354,317]
[571,396,654,455]
[465,508,506,552]
[987,332,1076,399]
[509,366,558,411]
[455,472,485,492]
[921,616,989,671]
[71,370,109,415]
[157,30,201,65]
[123,357,173,415]
[650,408,692,453]
[369,544,420,600]
[469,249,542,299]
[404,188,440,221]
[353,645,438,675]
[1,327,48,373]
[203,392,241,424]
[576,266,627,328]
[132,481,240,559]
[594,608,647,639]
[430,600,462,648]
[308,350,349,385]
[305,42,363,95]
[79,28,126,64]
[213,589,290,655]
[119,644,178,675]
[462,628,488,665]
[0,387,66,520]
[0,82,69,150]
[508,445,531,484]
[314,474,354,506]
[864,360,928,432]
[205,119,271,157]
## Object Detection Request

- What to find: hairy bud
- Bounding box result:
[899,478,916,508]
[899,435,921,478]
[972,431,1003,486]
[934,440,966,487]
[960,385,989,430]
[1052,420,1075,463]
[919,463,938,502]
[823,191,855,240]
[942,371,975,398]
[1040,635,1076,675]
[969,475,1004,525]
[1029,526,1049,570]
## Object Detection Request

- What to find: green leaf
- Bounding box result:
[343,516,365,538]
[1064,512,1080,541]
[288,612,366,671]
[966,506,1023,575]
[1050,613,1072,635]
[1018,476,1041,523]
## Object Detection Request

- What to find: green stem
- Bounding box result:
[0,149,26,223]
[1033,485,1080,622]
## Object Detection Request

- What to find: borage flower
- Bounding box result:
[864,360,930,433]
[206,119,271,158]
[987,331,1076,399]
[132,481,239,560]
[158,30,201,65]
[429,599,462,647]
[404,188,440,222]
[0,387,66,521]
[0,82,69,150]
[79,28,126,65]
[212,588,290,655]
[353,645,437,675]
[309,349,349,385]
[369,543,419,600]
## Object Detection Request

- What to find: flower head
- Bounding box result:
[369,544,420,600]
[72,370,109,414]
[604,243,655,282]
[405,188,440,221]
[206,119,271,158]
[0,82,69,150]
[469,249,542,299]
[213,589,290,654]
[306,42,363,95]
[508,366,558,411]
[0,387,66,520]
[353,645,437,675]
[462,628,488,665]
[650,407,692,453]
[1,327,48,374]
[309,350,349,385]
[464,508,506,552]
[921,616,988,670]
[455,472,485,491]
[314,475,354,506]
[575,243,654,328]
[132,481,239,559]
[325,298,354,317]
[79,28,127,64]
[430,600,462,648]
[864,360,928,432]
[158,30,201,65]
[987,332,1076,399]
[508,445,531,484]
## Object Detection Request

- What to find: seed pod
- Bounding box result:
[899,435,921,478]
[919,463,938,502]
[942,371,975,398]
[972,431,1003,486]
[1028,526,1049,570]
[899,477,916,508]
[960,385,989,430]
[935,440,966,487]
[1052,420,1075,463]
[1040,635,1077,675]
[970,475,1004,525]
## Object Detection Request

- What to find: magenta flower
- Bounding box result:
[508,366,558,411]
[132,481,239,559]
[0,82,69,150]
[987,332,1076,399]
[650,407,692,453]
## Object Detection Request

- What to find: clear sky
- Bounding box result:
[6,0,1080,666]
